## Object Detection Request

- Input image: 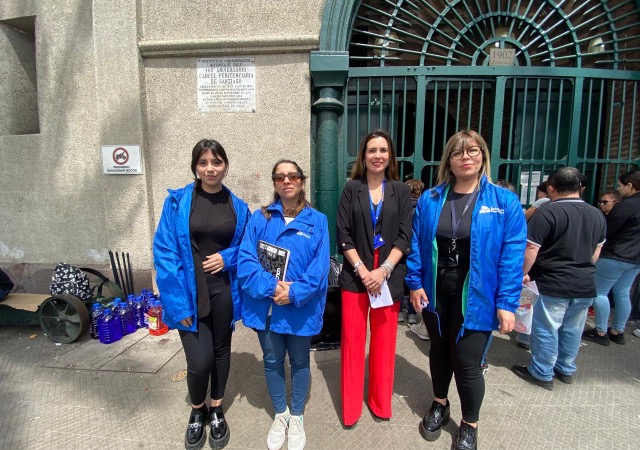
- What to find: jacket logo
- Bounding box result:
[479,205,504,214]
[297,231,311,239]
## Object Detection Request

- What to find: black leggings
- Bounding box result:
[422,267,490,423]
[179,283,233,405]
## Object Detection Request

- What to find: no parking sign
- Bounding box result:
[101,145,143,174]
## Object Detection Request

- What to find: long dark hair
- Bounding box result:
[190,139,229,187]
[350,129,399,181]
[619,169,640,191]
[261,159,310,220]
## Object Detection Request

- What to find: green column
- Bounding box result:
[310,51,349,255]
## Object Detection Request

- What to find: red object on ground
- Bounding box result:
[147,301,168,336]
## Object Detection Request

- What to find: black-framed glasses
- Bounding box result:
[598,200,617,205]
[272,172,303,183]
[449,146,482,160]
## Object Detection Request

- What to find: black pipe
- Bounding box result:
[126,253,135,294]
[108,250,121,290]
[115,252,127,297]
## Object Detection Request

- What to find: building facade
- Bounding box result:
[1,0,639,290]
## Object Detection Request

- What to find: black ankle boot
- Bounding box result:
[419,400,450,441]
[185,406,208,450]
[209,406,230,449]
[455,422,478,450]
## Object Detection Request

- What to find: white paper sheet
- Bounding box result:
[369,280,394,309]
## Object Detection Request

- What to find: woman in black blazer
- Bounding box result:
[337,129,412,427]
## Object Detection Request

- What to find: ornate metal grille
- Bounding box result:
[349,0,640,69]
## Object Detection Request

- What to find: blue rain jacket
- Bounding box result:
[153,183,250,332]
[238,202,329,336]
[405,176,526,332]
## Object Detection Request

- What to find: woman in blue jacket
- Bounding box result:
[153,139,250,450]
[238,160,329,450]
[406,130,526,450]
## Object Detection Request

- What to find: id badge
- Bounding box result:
[373,234,385,250]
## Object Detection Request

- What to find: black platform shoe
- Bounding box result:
[185,406,208,450]
[209,406,230,449]
[455,422,478,450]
[419,400,450,441]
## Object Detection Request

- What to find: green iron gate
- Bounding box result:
[341,73,639,203]
[311,0,640,250]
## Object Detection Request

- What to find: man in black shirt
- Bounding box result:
[512,167,606,390]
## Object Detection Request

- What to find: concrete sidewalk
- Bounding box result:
[0,318,638,449]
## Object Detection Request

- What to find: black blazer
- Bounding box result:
[337,178,413,300]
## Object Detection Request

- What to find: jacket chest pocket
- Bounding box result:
[281,229,316,264]
[473,210,504,252]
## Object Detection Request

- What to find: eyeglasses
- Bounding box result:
[449,146,482,160]
[272,172,303,183]
[598,200,618,205]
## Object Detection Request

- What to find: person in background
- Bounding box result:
[404,179,430,341]
[496,178,528,353]
[238,160,329,450]
[406,130,526,450]
[400,178,425,325]
[519,179,550,349]
[524,181,549,221]
[579,173,589,198]
[154,139,250,450]
[495,179,516,193]
[0,268,14,302]
[598,190,621,215]
[513,167,605,389]
[583,170,640,346]
[337,129,412,427]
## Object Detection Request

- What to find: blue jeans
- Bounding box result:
[528,295,593,381]
[257,318,312,416]
[593,258,640,333]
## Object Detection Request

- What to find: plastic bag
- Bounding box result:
[514,283,539,334]
[514,305,533,334]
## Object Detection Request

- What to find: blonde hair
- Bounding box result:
[436,130,492,186]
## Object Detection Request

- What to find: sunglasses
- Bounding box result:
[272,172,303,183]
[598,200,617,205]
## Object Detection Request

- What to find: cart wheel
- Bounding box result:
[39,294,90,343]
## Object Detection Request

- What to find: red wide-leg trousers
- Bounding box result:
[340,251,400,426]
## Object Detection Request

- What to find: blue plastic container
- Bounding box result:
[132,296,145,329]
[98,308,123,344]
[89,303,104,339]
[114,300,137,335]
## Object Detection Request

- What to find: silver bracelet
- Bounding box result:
[380,259,395,280]
[353,260,364,276]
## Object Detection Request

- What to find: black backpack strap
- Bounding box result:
[79,267,109,282]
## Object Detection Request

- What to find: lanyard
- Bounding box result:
[369,180,386,249]
[369,180,385,232]
[450,188,477,248]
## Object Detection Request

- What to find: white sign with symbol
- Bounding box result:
[197,57,257,113]
[101,145,143,175]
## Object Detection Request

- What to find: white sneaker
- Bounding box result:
[267,407,289,450]
[633,329,640,338]
[410,321,430,340]
[287,415,306,450]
